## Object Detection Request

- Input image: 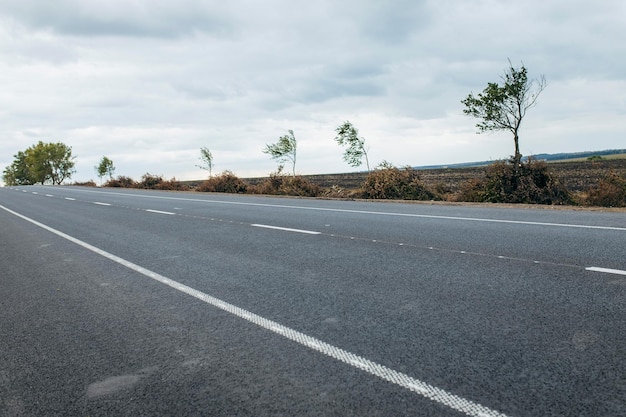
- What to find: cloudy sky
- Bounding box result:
[1,0,624,184]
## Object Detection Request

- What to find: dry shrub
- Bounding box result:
[137,173,163,189]
[457,159,572,204]
[585,171,626,207]
[197,171,248,193]
[456,178,485,202]
[250,173,321,197]
[71,180,97,187]
[158,178,190,191]
[104,175,136,188]
[134,173,189,191]
[363,162,440,200]
[320,185,365,199]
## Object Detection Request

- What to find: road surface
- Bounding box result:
[1,185,624,416]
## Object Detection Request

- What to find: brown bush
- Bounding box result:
[196,171,248,193]
[456,159,572,204]
[71,180,97,187]
[362,162,440,200]
[137,173,163,189]
[250,173,321,197]
[157,178,190,191]
[585,171,626,207]
[456,178,486,202]
[104,175,136,188]
[320,185,365,199]
[131,173,188,191]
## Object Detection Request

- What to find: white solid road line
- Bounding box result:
[145,209,176,215]
[586,267,626,276]
[251,224,321,235]
[0,202,508,417]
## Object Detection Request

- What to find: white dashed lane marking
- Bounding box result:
[251,224,321,235]
[93,202,111,206]
[586,267,626,276]
[145,209,176,215]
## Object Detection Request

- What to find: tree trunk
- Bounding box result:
[513,131,521,171]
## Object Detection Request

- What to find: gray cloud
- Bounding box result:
[0,0,234,38]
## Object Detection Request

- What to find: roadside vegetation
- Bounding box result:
[196,170,247,193]
[4,140,625,207]
[584,171,626,207]
[456,158,572,205]
[95,156,116,185]
[362,162,440,200]
[3,60,625,208]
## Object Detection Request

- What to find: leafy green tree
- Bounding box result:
[263,130,297,176]
[335,121,370,171]
[2,141,75,185]
[95,156,116,185]
[197,147,214,177]
[462,61,546,169]
[2,151,34,185]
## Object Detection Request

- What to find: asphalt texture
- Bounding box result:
[1,186,624,416]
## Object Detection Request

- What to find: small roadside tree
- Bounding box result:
[197,147,214,177]
[334,121,370,171]
[263,130,297,176]
[96,156,116,185]
[462,60,546,170]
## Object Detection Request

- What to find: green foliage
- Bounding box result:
[457,159,572,204]
[2,141,75,185]
[96,156,115,183]
[335,121,370,171]
[263,130,297,176]
[585,171,626,207]
[363,161,440,200]
[462,61,546,167]
[197,171,248,193]
[197,147,214,177]
[587,155,604,161]
[2,151,32,185]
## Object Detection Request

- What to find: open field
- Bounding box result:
[549,153,626,163]
[244,158,626,194]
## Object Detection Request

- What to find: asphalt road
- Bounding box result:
[1,185,624,416]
